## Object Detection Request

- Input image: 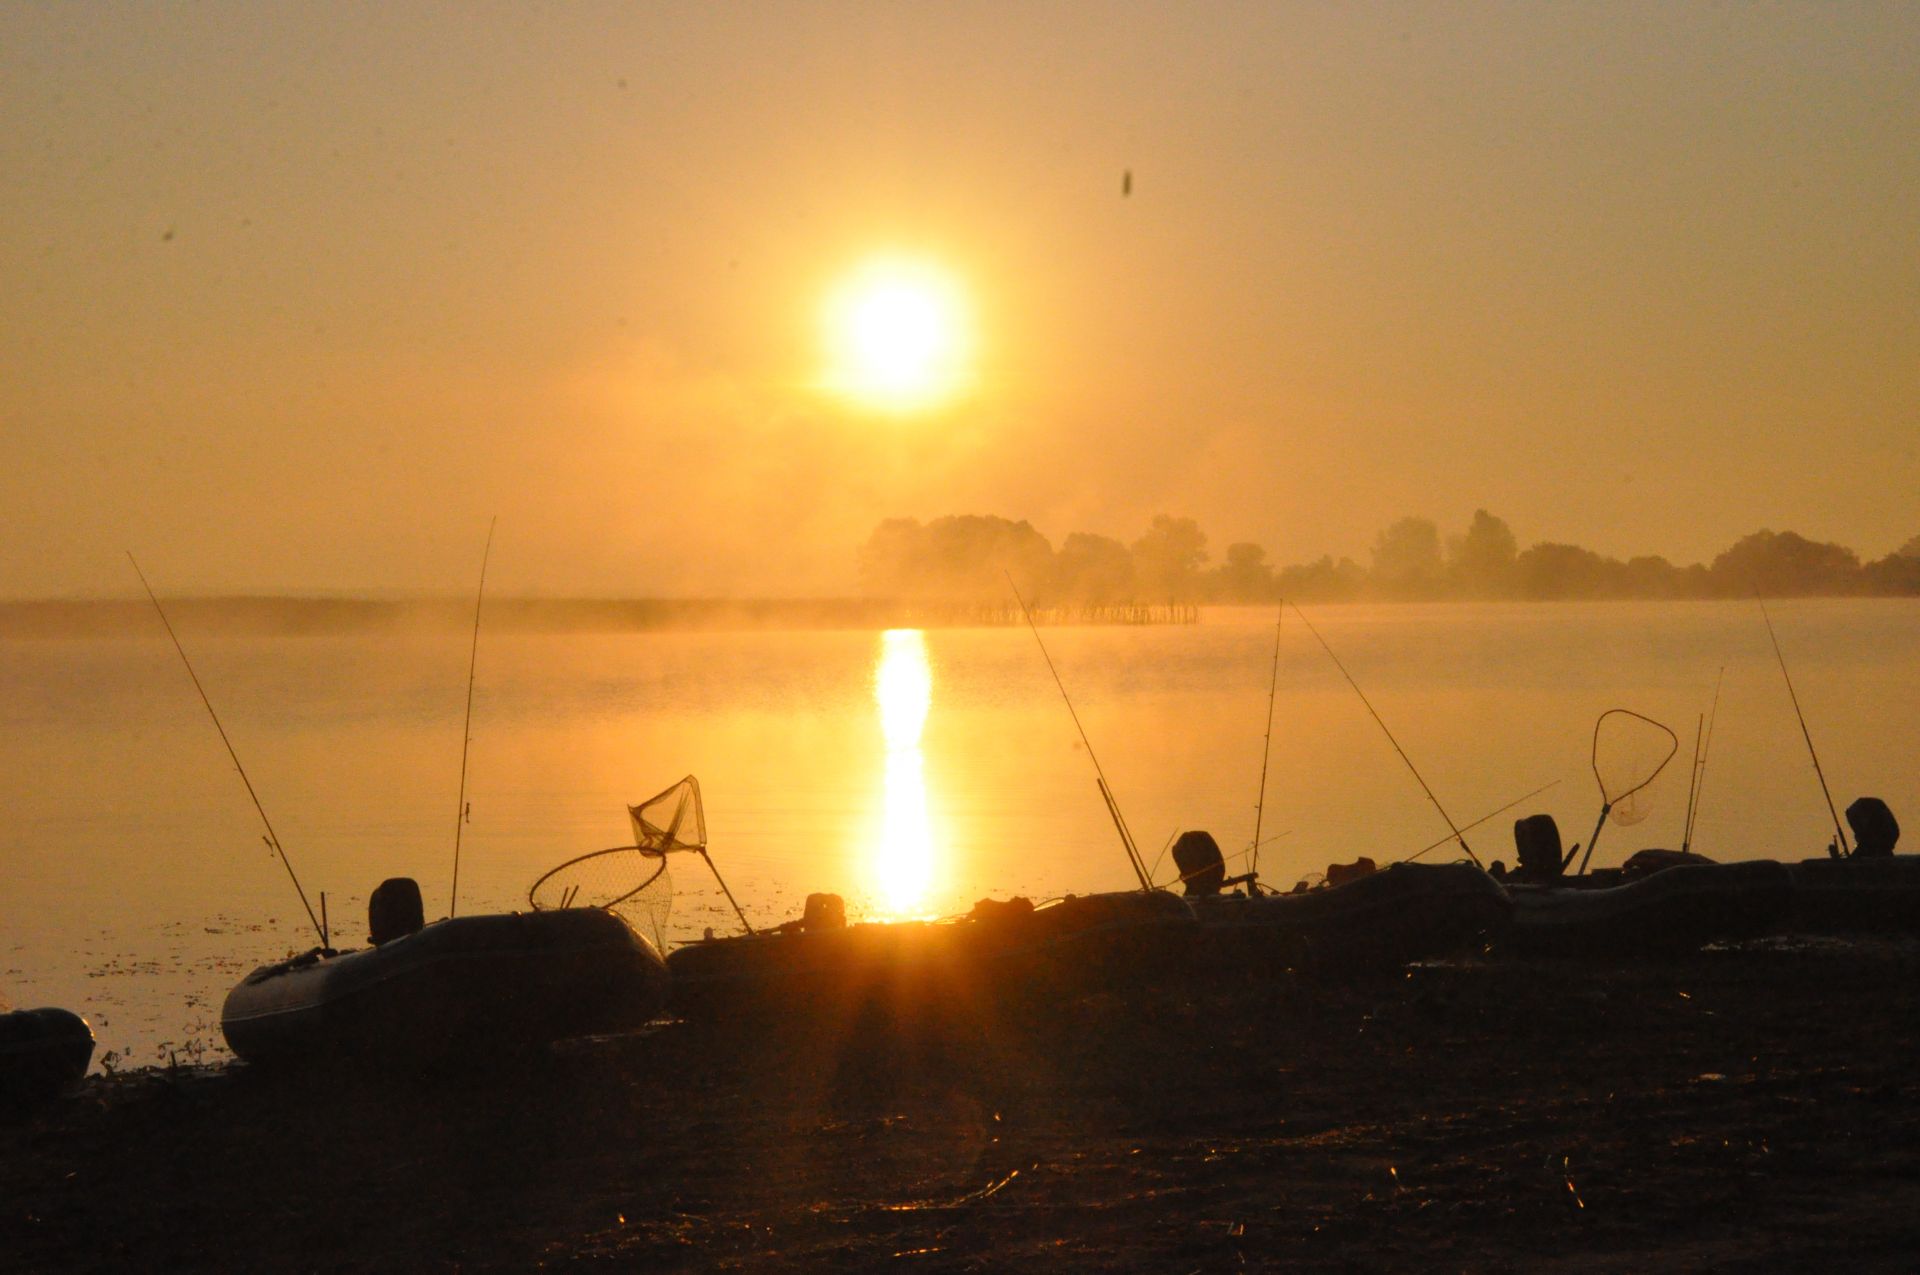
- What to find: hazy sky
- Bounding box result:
[4,2,1916,596]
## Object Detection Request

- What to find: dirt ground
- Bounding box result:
[4,938,1918,1272]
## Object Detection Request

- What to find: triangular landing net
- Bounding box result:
[526,775,751,953]
[1574,709,1679,874]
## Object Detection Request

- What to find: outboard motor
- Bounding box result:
[368,877,425,946]
[1171,830,1226,896]
[1846,797,1900,858]
[1512,814,1567,883]
[801,892,847,931]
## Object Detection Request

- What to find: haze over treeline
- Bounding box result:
[860,512,1920,605]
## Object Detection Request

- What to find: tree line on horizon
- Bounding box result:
[856,512,1920,605]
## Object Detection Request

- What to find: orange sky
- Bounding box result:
[3,3,1916,596]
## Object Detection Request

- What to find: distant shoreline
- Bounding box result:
[0,596,1205,636]
[0,594,1907,637]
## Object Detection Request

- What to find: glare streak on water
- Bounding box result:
[873,630,934,915]
[0,598,1915,1066]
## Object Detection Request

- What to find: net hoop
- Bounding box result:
[526,844,668,912]
[1591,707,1679,814]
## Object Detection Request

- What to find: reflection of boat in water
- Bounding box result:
[222,883,668,1067]
[666,890,1197,1020]
[0,1008,95,1104]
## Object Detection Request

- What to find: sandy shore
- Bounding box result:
[4,938,1918,1272]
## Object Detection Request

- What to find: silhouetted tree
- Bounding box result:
[857,512,1918,608]
[1446,509,1519,597]
[1620,554,1685,598]
[856,515,1054,600]
[1052,532,1135,604]
[1131,515,1209,602]
[1709,530,1860,597]
[1515,542,1611,598]
[1277,555,1367,602]
[1211,542,1277,602]
[1863,549,1920,593]
[856,518,925,597]
[1370,517,1445,598]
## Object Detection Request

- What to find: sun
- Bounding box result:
[821,256,973,413]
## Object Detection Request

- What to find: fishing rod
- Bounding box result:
[448,517,496,919]
[1682,713,1704,850]
[1288,602,1483,868]
[128,553,328,949]
[1759,598,1850,857]
[1007,572,1153,892]
[1681,668,1724,855]
[1248,600,1284,888]
[1401,779,1564,864]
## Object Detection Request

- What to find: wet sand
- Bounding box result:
[4,939,1917,1272]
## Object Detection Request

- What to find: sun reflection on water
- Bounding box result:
[873,629,935,915]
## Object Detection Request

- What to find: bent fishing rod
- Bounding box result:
[448,517,496,918]
[1007,573,1154,892]
[1288,602,1483,868]
[1759,597,1850,857]
[128,553,328,949]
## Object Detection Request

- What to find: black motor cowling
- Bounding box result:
[369,877,425,945]
[802,892,847,930]
[1512,814,1566,882]
[1171,830,1226,896]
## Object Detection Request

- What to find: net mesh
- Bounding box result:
[526,776,707,953]
[1592,708,1678,827]
[528,847,673,951]
[630,775,706,855]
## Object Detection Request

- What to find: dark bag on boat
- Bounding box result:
[1846,797,1900,858]
[369,877,425,945]
[1325,857,1376,887]
[970,896,1036,928]
[1513,814,1566,882]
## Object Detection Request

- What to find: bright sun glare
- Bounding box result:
[822,257,972,413]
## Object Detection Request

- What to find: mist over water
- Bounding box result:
[2,599,1914,1067]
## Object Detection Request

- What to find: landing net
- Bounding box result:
[1592,708,1679,826]
[526,776,708,952]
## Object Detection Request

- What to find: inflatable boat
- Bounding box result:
[1186,860,1513,970]
[1787,855,1920,934]
[0,1007,95,1104]
[666,889,1197,1020]
[1503,859,1796,957]
[222,905,669,1067]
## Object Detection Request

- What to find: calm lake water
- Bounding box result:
[2,599,1915,1068]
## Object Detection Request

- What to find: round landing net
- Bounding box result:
[526,775,707,953]
[527,847,672,952]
